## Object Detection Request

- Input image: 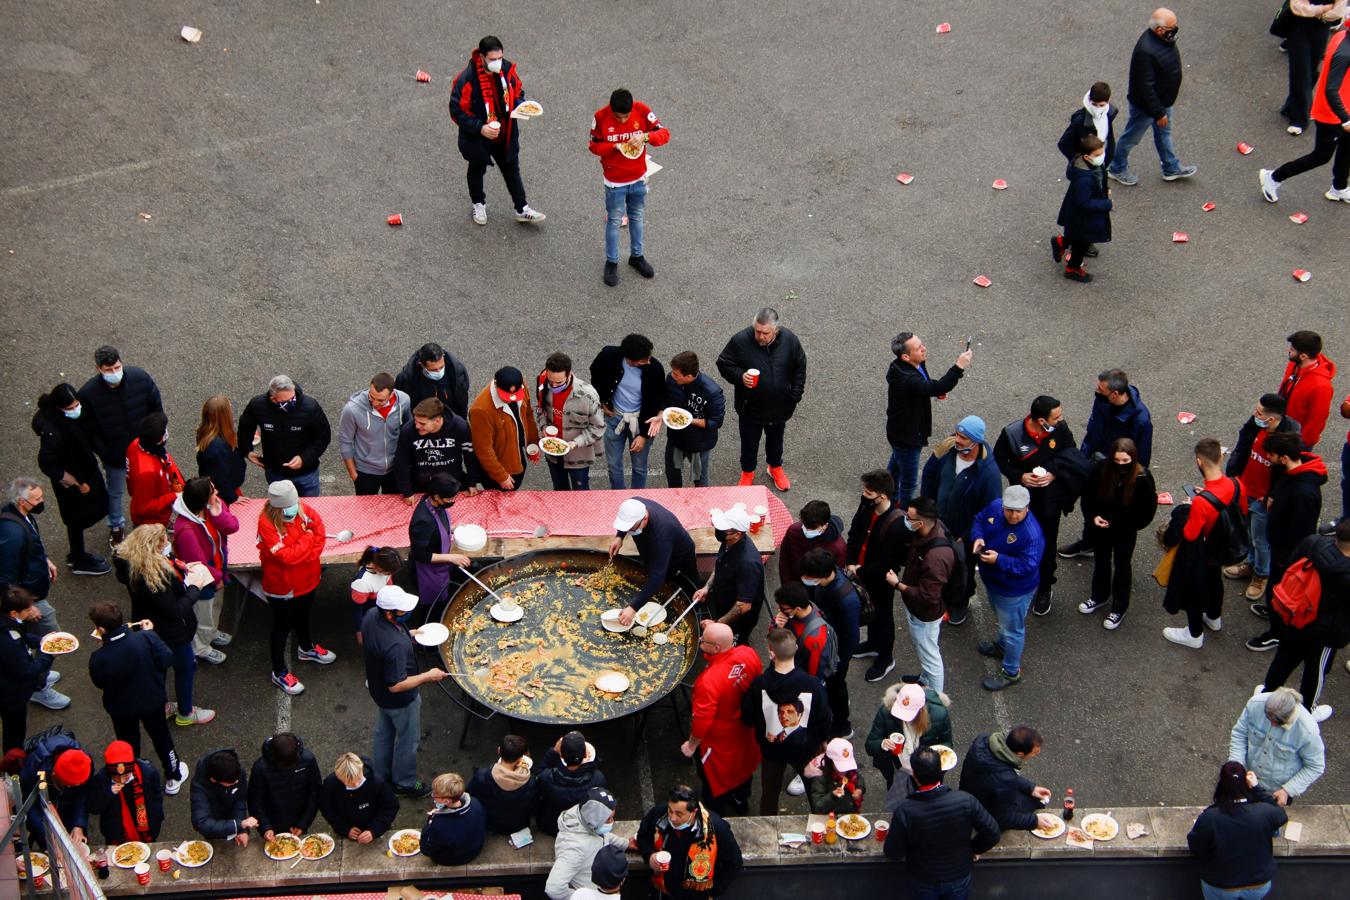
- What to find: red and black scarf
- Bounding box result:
[472,50,514,145]
[115,764,154,842]
[652,807,719,895]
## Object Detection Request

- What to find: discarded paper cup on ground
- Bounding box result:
[1237,142,1255,155]
[809,823,826,844]
[1172,232,1188,243]
[746,369,760,388]
[1293,269,1312,282]
[1176,412,1196,424]
[936,22,952,33]
[654,850,672,870]
[134,863,150,885]
[972,275,992,288]
[875,819,890,842]
[1289,212,1308,224]
[895,172,914,185]
[156,850,172,872]
[1202,201,1216,212]
[387,213,403,226]
[180,26,202,43]
[415,70,431,83]
[992,179,1008,190]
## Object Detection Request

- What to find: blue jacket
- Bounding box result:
[627,499,698,608]
[190,748,249,839]
[0,617,53,709]
[1229,694,1325,798]
[811,568,861,662]
[969,500,1044,596]
[1080,385,1153,466]
[90,759,164,844]
[421,794,487,865]
[921,440,1004,541]
[20,734,92,846]
[1057,105,1118,169]
[665,372,725,453]
[0,503,50,598]
[1056,158,1112,244]
[88,626,171,718]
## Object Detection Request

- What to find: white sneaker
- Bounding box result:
[1325,186,1350,202]
[45,670,61,688]
[1202,614,1223,632]
[1260,169,1281,203]
[1287,125,1304,136]
[471,203,487,225]
[164,761,189,796]
[1313,705,1334,723]
[514,205,546,223]
[196,647,227,665]
[786,775,806,796]
[1163,626,1204,649]
[1253,684,1266,698]
[30,686,70,710]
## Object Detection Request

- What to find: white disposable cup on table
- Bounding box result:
[654,850,671,871]
[746,369,760,388]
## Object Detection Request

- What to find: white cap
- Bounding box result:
[613,498,648,532]
[891,683,927,721]
[711,507,752,532]
[375,585,419,612]
[824,738,858,772]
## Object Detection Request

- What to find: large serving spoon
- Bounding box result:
[652,599,700,646]
[632,589,681,637]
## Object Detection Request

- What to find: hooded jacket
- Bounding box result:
[716,326,807,424]
[921,437,1003,542]
[0,617,53,709]
[450,52,526,165]
[247,734,322,835]
[545,801,627,900]
[741,665,832,764]
[956,733,1041,831]
[189,748,248,839]
[469,382,539,485]
[467,761,538,835]
[1127,28,1183,118]
[395,412,482,495]
[777,518,847,585]
[1290,534,1350,648]
[171,495,239,584]
[969,500,1045,596]
[1057,157,1112,244]
[864,684,953,782]
[255,504,325,598]
[0,502,51,599]
[664,372,726,454]
[1227,414,1303,500]
[885,359,964,448]
[1080,384,1153,466]
[77,367,164,467]
[236,386,331,477]
[20,734,92,846]
[90,758,164,844]
[883,784,1000,884]
[395,351,471,419]
[338,388,411,477]
[33,406,109,530]
[534,374,606,469]
[1267,453,1327,568]
[422,793,487,865]
[125,438,184,527]
[318,759,399,838]
[1278,354,1337,447]
[88,625,172,718]
[535,758,609,836]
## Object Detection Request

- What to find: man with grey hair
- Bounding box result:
[716,308,807,492]
[237,376,332,497]
[1107,8,1197,186]
[0,477,72,709]
[1229,687,1325,805]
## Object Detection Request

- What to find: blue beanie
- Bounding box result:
[954,415,986,445]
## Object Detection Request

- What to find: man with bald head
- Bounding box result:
[680,622,762,816]
[1108,8,1198,186]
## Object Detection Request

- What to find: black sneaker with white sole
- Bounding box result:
[1249,602,1270,620]
[851,646,880,659]
[68,554,112,576]
[1057,539,1093,559]
[1103,612,1124,630]
[1246,633,1280,652]
[864,659,895,682]
[1032,589,1053,616]
[1078,597,1108,614]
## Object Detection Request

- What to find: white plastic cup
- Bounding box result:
[654,850,672,870]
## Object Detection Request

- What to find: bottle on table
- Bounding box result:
[825,811,838,844]
[1063,788,1075,821]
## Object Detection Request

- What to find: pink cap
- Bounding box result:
[890,683,926,722]
[824,738,858,772]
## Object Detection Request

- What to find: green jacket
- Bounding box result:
[864,686,953,782]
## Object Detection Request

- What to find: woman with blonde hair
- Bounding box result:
[863,679,953,789]
[257,480,332,696]
[113,524,216,725]
[196,395,246,504]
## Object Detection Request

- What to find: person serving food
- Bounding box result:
[609,498,699,626]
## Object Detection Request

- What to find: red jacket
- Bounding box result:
[1278,354,1337,447]
[690,645,762,796]
[125,439,184,527]
[1184,476,1246,542]
[589,101,670,185]
[1312,30,1350,126]
[256,505,325,597]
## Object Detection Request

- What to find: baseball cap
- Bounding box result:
[579,786,618,830]
[560,731,589,766]
[1003,485,1031,510]
[711,507,752,532]
[613,498,648,532]
[375,585,419,612]
[495,367,526,403]
[824,737,858,772]
[890,683,927,722]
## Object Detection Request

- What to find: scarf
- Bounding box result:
[653,807,718,895]
[117,766,153,842]
[834,771,864,811]
[988,731,1024,769]
[491,759,532,791]
[472,49,513,145]
[1083,91,1109,143]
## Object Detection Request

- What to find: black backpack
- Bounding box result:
[842,571,874,626]
[922,534,968,618]
[1198,478,1252,566]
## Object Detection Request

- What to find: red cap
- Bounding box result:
[53,749,92,786]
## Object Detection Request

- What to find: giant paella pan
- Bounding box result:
[438,549,701,726]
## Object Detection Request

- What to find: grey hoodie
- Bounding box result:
[338,388,411,476]
[545,802,624,900]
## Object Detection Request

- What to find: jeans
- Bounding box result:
[906,611,945,694]
[1090,529,1138,615]
[466,144,527,212]
[1273,120,1350,192]
[1200,881,1271,900]
[1109,102,1182,176]
[353,471,398,495]
[664,443,711,488]
[738,419,786,472]
[33,599,58,636]
[987,588,1035,675]
[266,592,315,674]
[191,584,223,656]
[910,873,973,900]
[603,413,650,489]
[266,469,321,497]
[546,459,590,490]
[1247,501,1270,578]
[604,180,647,262]
[104,464,127,529]
[169,641,197,716]
[112,710,180,777]
[373,694,422,790]
[887,445,922,504]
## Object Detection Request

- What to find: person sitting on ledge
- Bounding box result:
[420,772,487,865]
[319,751,399,844]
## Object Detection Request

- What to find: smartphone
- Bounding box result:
[965,336,973,351]
[1182,484,1200,499]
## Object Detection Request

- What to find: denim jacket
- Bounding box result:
[1228,694,1326,797]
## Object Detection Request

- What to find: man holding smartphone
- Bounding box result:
[885,333,973,505]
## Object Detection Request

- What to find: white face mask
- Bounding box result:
[424,366,445,381]
[801,527,825,539]
[628,527,643,537]
[801,577,820,587]
[161,545,172,558]
[486,58,503,74]
[63,404,82,420]
[1086,154,1105,167]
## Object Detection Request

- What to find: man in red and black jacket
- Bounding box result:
[589,88,670,287]
[448,36,545,227]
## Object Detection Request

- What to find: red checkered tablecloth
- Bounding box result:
[218,894,518,900]
[227,487,792,569]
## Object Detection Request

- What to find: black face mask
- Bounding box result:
[27,501,45,516]
[1114,461,1133,470]
[1159,26,1178,42]
[714,529,728,543]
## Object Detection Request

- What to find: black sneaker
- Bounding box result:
[69,554,112,576]
[1246,634,1279,652]
[1063,267,1093,283]
[603,261,619,286]
[628,255,655,278]
[1084,244,1099,258]
[1057,539,1093,559]
[982,668,1021,691]
[851,645,880,659]
[1249,602,1270,620]
[1050,235,1065,263]
[109,527,125,547]
[1319,520,1340,536]
[945,613,967,627]
[395,781,432,799]
[977,640,1005,659]
[1078,598,1108,614]
[1032,589,1053,616]
[864,659,895,683]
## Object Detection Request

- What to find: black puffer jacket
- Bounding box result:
[190,748,248,839]
[247,734,322,834]
[396,351,471,419]
[467,765,539,835]
[33,407,108,530]
[883,784,1000,884]
[955,734,1039,831]
[1267,454,1327,569]
[77,367,164,466]
[716,326,807,424]
[236,386,331,476]
[534,753,608,836]
[1127,28,1183,119]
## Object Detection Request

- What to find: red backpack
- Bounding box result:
[1272,557,1322,629]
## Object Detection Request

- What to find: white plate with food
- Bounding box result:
[1080,813,1119,842]
[599,609,632,633]
[264,833,301,861]
[490,601,524,623]
[511,100,543,118]
[836,813,871,840]
[617,140,644,159]
[40,632,79,655]
[414,622,450,646]
[930,744,959,771]
[594,670,631,693]
[1031,815,1066,839]
[174,840,213,868]
[389,828,421,857]
[16,851,50,878]
[662,408,693,430]
[540,435,571,457]
[113,841,151,869]
[299,833,336,860]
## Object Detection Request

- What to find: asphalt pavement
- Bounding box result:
[2,0,1348,839]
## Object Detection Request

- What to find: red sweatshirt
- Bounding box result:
[125,439,185,527]
[589,101,670,185]
[1183,476,1245,542]
[1278,354,1336,447]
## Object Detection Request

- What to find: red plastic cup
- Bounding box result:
[746,369,760,388]
[156,849,172,871]
[526,443,541,463]
[809,823,825,844]
[33,874,48,890]
[415,70,431,83]
[387,213,403,226]
[1293,269,1312,282]
[889,732,906,756]
[875,819,890,842]
[749,515,763,535]
[134,862,150,885]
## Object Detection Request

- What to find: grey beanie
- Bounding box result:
[267,480,299,509]
[591,843,629,890]
[1265,687,1302,723]
[579,786,617,831]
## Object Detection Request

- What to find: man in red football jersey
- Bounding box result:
[589,89,670,287]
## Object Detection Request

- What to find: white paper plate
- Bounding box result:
[490,603,523,623]
[1032,815,1066,839]
[836,814,871,840]
[662,408,693,430]
[388,828,421,857]
[263,836,301,861]
[930,744,959,771]
[415,622,450,646]
[113,842,150,869]
[600,609,632,633]
[540,436,570,457]
[174,840,213,868]
[453,524,487,551]
[634,601,668,627]
[40,631,79,655]
[618,141,644,159]
[594,670,631,693]
[299,833,336,860]
[1080,813,1119,842]
[510,101,543,119]
[18,852,50,878]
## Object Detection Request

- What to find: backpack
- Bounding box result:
[1272,557,1322,629]
[845,573,875,626]
[925,535,969,619]
[23,724,77,759]
[1198,478,1251,566]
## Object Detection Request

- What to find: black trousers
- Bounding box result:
[66,521,88,560]
[1065,239,1090,269]
[1283,21,1331,129]
[2,704,27,753]
[267,592,315,675]
[738,419,786,471]
[1273,120,1350,191]
[758,756,808,816]
[1090,529,1138,614]
[466,145,527,211]
[1185,565,1224,637]
[1030,494,1061,589]
[1263,624,1337,708]
[825,659,852,736]
[112,710,180,777]
[696,756,751,818]
[860,578,896,664]
[353,471,398,496]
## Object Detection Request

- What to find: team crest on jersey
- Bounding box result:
[1048,439,1056,449]
[1006,533,1018,544]
[647,111,657,123]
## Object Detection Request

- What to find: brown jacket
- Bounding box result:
[900,521,956,622]
[469,382,540,485]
